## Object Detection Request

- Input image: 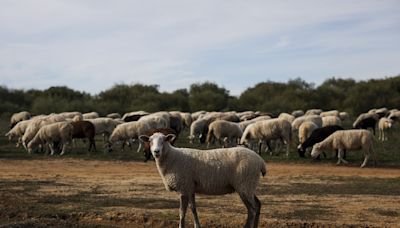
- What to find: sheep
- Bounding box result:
[83,111,99,119]
[22,116,61,148]
[298,121,318,144]
[188,118,208,144]
[181,112,192,130]
[142,128,177,162]
[311,129,376,168]
[206,120,243,148]
[10,111,31,129]
[291,110,304,118]
[368,107,388,118]
[278,113,295,123]
[108,120,156,152]
[297,125,344,158]
[305,109,322,116]
[339,112,350,121]
[87,117,121,139]
[139,132,266,228]
[5,119,32,147]
[191,110,207,121]
[27,122,73,155]
[322,116,342,127]
[319,110,340,117]
[70,121,96,152]
[388,110,400,122]
[169,113,183,135]
[291,115,323,134]
[122,111,149,122]
[353,116,378,135]
[353,113,379,128]
[378,117,393,141]
[238,115,273,132]
[240,118,291,156]
[106,113,121,119]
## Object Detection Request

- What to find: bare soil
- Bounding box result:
[0,158,399,227]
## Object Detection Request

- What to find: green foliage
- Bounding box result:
[0,76,399,116]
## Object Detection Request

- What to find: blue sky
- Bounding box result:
[0,0,399,96]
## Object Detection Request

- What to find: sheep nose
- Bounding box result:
[153,150,160,154]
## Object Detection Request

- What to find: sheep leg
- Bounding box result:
[49,143,55,155]
[137,141,142,153]
[254,195,261,228]
[179,194,189,228]
[189,194,201,228]
[60,143,67,156]
[258,141,262,155]
[338,149,348,164]
[239,193,256,228]
[361,153,370,168]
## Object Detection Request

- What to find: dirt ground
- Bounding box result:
[0,158,399,227]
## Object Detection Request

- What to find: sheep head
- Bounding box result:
[140,133,176,159]
[311,143,322,158]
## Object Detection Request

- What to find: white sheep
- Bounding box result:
[139,132,266,228]
[311,129,376,168]
[238,115,272,132]
[322,116,342,127]
[206,120,243,148]
[305,109,322,116]
[378,117,393,141]
[278,113,295,123]
[22,116,60,148]
[240,118,292,156]
[188,118,207,144]
[291,110,304,118]
[10,111,31,128]
[298,121,318,144]
[291,115,323,133]
[27,121,73,155]
[108,121,150,151]
[191,110,207,121]
[106,113,121,119]
[5,119,32,147]
[339,112,350,121]
[388,110,400,122]
[83,111,99,119]
[320,110,339,117]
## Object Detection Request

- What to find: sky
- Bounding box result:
[0,0,399,96]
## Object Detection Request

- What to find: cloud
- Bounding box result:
[0,0,399,95]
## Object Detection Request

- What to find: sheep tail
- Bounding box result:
[260,162,267,177]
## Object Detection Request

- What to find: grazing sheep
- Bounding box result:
[181,112,193,130]
[298,121,318,144]
[188,118,208,144]
[353,113,379,128]
[339,112,350,121]
[106,113,121,119]
[83,112,99,119]
[108,121,151,152]
[311,129,376,168]
[240,118,291,156]
[388,110,400,122]
[70,121,96,152]
[291,115,323,133]
[10,111,31,129]
[5,119,32,147]
[87,117,121,139]
[368,107,388,118]
[139,132,266,228]
[206,120,243,148]
[305,109,322,116]
[122,111,149,122]
[142,128,177,162]
[297,125,344,158]
[22,116,62,148]
[191,110,207,121]
[322,116,342,127]
[378,117,393,141]
[27,122,73,155]
[353,116,378,135]
[320,110,340,117]
[278,113,295,123]
[169,114,183,136]
[238,115,272,132]
[291,110,304,118]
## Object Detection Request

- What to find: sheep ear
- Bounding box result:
[165,134,176,143]
[139,135,150,142]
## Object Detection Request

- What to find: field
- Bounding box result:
[1,118,400,227]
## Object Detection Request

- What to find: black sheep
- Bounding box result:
[297,125,345,158]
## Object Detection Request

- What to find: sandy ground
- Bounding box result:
[0,158,399,227]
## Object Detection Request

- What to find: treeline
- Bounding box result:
[1,76,399,118]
